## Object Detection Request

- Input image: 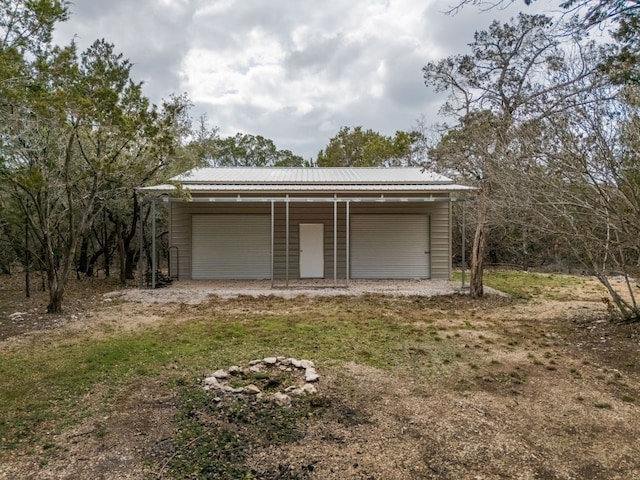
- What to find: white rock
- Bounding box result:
[204,376,220,386]
[249,365,262,373]
[299,359,315,369]
[264,357,277,365]
[9,312,26,319]
[228,366,241,374]
[290,358,302,368]
[280,358,292,366]
[288,388,304,396]
[276,356,286,362]
[305,368,319,382]
[249,359,263,366]
[230,387,245,394]
[274,392,292,407]
[212,369,229,379]
[301,383,317,394]
[244,384,261,395]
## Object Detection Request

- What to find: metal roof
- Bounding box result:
[144,183,474,192]
[141,167,475,195]
[172,167,452,185]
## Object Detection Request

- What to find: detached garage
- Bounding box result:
[143,167,473,285]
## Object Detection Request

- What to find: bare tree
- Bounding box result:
[447,0,640,82]
[529,84,640,321]
[423,14,604,297]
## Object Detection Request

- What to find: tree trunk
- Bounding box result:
[470,203,489,298]
[86,249,100,277]
[121,193,140,281]
[116,221,127,285]
[44,241,64,313]
[124,248,136,280]
[25,221,30,298]
[102,213,109,277]
[47,283,64,313]
[521,226,529,271]
[78,236,88,274]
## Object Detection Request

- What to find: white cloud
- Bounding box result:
[53,0,552,159]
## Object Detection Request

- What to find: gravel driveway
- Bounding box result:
[105,279,477,305]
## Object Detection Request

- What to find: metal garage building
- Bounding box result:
[142,167,473,285]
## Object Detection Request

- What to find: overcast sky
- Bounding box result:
[53,0,556,160]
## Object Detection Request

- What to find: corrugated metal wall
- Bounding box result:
[169,194,451,281]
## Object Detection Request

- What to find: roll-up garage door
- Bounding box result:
[351,214,430,279]
[192,215,271,279]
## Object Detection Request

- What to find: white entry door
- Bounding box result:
[299,223,324,278]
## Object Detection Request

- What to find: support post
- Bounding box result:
[271,200,274,288]
[333,199,337,287]
[461,200,466,290]
[346,200,350,286]
[151,199,156,289]
[285,196,289,288]
[138,192,144,289]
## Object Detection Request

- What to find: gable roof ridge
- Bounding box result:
[173,167,453,185]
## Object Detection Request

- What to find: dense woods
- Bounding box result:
[1,0,638,321]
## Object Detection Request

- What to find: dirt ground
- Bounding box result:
[1,274,639,479]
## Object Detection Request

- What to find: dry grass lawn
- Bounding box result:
[0,272,639,479]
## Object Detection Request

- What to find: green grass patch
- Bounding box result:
[468,270,587,299]
[0,295,468,453]
[0,332,180,451]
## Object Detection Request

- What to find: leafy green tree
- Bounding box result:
[104,91,196,285]
[0,1,196,311]
[196,132,305,167]
[186,115,220,166]
[0,0,68,98]
[0,0,70,292]
[317,126,418,167]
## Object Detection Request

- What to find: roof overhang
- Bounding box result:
[141,183,476,194]
[139,167,477,199]
[149,195,457,204]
